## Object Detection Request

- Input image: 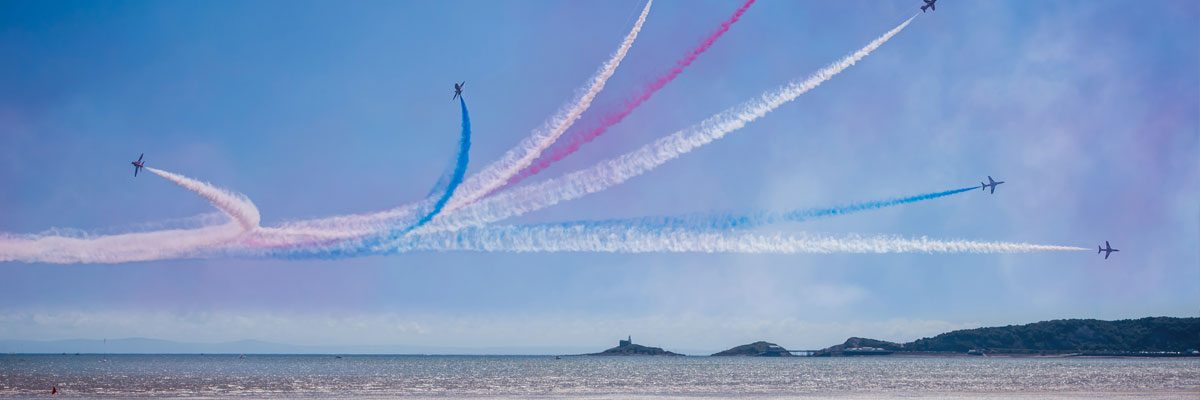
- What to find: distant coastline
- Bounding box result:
[4,317,1197,357]
[806,316,1200,357]
[586,316,1200,358]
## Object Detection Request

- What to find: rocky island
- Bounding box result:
[586,336,683,356]
[711,341,794,357]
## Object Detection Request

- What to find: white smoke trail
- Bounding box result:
[441,0,654,213]
[146,167,261,231]
[0,168,263,263]
[384,224,1087,254]
[423,15,917,234]
[0,224,245,264]
[270,204,419,239]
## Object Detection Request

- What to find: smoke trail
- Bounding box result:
[380,225,1087,254]
[0,224,246,264]
[247,97,473,256]
[565,186,977,231]
[440,0,654,213]
[421,15,918,234]
[252,185,978,257]
[505,0,756,188]
[409,97,472,230]
[240,98,474,250]
[146,167,261,231]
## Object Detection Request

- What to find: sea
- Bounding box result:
[2,354,1198,399]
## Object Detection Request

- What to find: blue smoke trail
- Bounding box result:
[287,97,472,259]
[410,96,472,230]
[260,185,974,259]
[557,186,978,231]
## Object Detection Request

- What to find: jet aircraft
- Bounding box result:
[921,0,937,12]
[131,153,145,177]
[980,176,1005,194]
[1099,241,1119,259]
[452,81,465,101]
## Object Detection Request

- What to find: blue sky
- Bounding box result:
[1,0,1197,353]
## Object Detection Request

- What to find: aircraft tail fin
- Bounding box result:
[921,4,929,12]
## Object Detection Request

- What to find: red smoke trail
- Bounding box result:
[503,0,755,189]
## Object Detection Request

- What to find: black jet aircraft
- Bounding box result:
[980,176,1005,194]
[452,81,465,101]
[921,0,937,12]
[131,153,145,177]
[1099,241,1119,259]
